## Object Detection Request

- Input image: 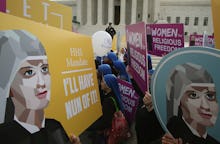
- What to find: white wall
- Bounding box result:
[160,0,213,42]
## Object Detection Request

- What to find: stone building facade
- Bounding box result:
[56,0,213,41]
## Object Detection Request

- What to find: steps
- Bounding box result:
[151,55,163,70]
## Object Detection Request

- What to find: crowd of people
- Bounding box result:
[1,25,218,144]
[87,45,186,144]
[91,39,220,144]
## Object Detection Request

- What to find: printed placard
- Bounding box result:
[212,0,220,49]
[126,22,148,93]
[0,0,6,12]
[146,23,184,56]
[152,47,220,143]
[118,79,139,123]
[0,12,102,136]
[189,34,215,48]
[6,0,72,31]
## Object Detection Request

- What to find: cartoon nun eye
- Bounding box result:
[188,91,199,99]
[41,65,49,74]
[206,91,216,101]
[24,69,35,77]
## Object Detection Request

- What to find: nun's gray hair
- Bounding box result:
[0,30,46,123]
[166,63,214,119]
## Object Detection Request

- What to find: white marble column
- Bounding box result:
[86,0,92,25]
[153,0,160,22]
[120,0,126,25]
[97,0,103,25]
[142,0,148,23]
[76,0,82,24]
[108,0,114,23]
[131,0,137,24]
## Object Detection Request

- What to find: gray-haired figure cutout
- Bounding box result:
[0,30,80,144]
[0,30,46,123]
[166,63,219,144]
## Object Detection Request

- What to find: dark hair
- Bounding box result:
[148,54,153,70]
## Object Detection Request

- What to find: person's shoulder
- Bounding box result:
[105,27,110,31]
[45,118,63,129]
[103,95,117,108]
[103,95,115,104]
[0,120,21,130]
[167,116,184,127]
[0,120,29,141]
[110,27,116,31]
[46,118,61,125]
[206,135,220,144]
[167,116,181,123]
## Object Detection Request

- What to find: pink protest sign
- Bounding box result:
[0,0,6,12]
[126,22,148,93]
[189,34,215,48]
[147,23,184,56]
[118,79,139,123]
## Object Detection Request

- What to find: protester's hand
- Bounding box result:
[126,65,133,79]
[162,133,182,144]
[70,134,81,144]
[142,91,153,112]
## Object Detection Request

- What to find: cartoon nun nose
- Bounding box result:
[201,95,210,110]
[37,72,46,88]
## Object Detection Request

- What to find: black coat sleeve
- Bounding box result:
[88,97,116,131]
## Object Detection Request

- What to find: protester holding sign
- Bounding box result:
[97,64,113,103]
[134,80,164,144]
[88,74,125,143]
[84,64,113,143]
[166,63,219,144]
[0,30,80,144]
[129,55,163,144]
[103,52,119,76]
[113,60,131,82]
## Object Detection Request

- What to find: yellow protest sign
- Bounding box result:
[211,0,220,49]
[0,12,102,135]
[6,0,72,31]
[112,34,117,52]
[121,35,127,49]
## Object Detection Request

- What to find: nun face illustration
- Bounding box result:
[10,59,51,110]
[180,83,219,127]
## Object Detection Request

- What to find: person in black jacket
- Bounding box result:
[146,26,153,52]
[98,74,122,130]
[105,22,116,39]
[0,30,80,144]
[88,74,123,144]
[132,55,165,144]
[134,85,165,144]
